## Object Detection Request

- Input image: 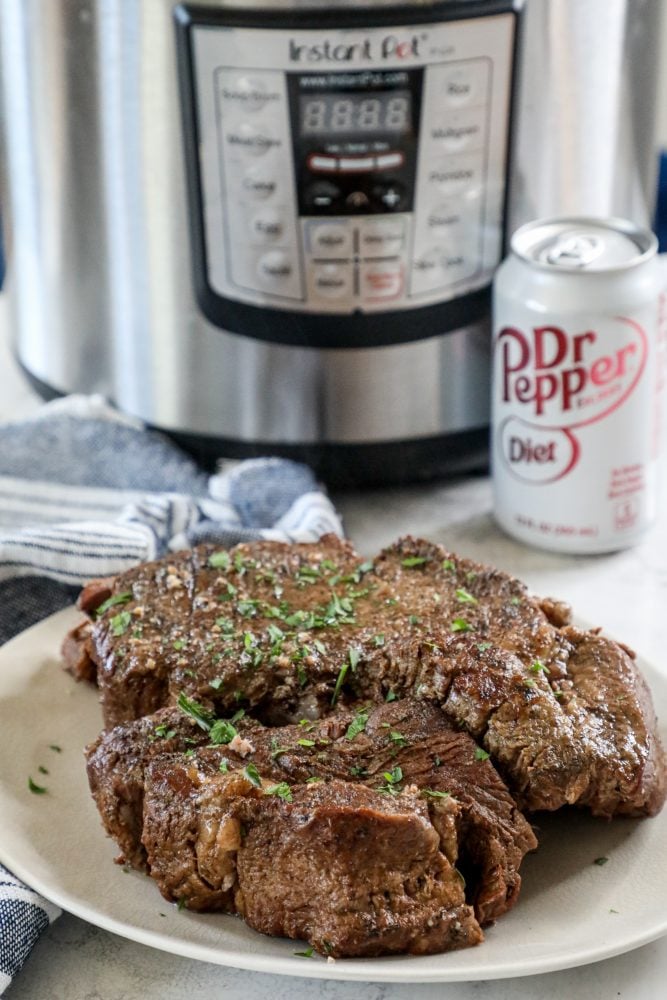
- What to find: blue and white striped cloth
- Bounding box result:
[0,394,343,994]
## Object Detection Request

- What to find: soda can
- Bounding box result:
[491,216,666,553]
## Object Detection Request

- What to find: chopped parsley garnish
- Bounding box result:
[208,719,238,746]
[385,690,398,704]
[264,782,292,802]
[28,776,47,794]
[177,692,215,731]
[510,596,521,606]
[218,582,237,602]
[345,711,369,741]
[297,738,315,747]
[378,765,403,795]
[208,550,231,570]
[267,623,284,644]
[455,588,477,605]
[95,591,132,617]
[450,618,473,633]
[306,776,323,784]
[110,610,132,637]
[476,642,493,652]
[401,556,428,568]
[177,897,187,911]
[373,634,385,647]
[313,639,327,655]
[243,763,262,788]
[219,760,229,773]
[37,765,49,775]
[594,856,609,866]
[172,639,186,651]
[408,615,421,625]
[349,765,368,777]
[523,678,536,688]
[442,559,456,572]
[215,617,234,633]
[209,677,224,691]
[331,647,360,706]
[388,730,408,747]
[422,789,450,799]
[153,723,177,740]
[294,946,314,958]
[530,660,549,673]
[49,744,62,753]
[183,749,195,759]
[474,748,490,761]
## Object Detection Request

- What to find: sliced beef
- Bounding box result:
[143,766,483,957]
[68,534,666,820]
[86,699,536,931]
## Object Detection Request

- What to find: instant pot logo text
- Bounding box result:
[495,318,648,484]
[288,33,424,64]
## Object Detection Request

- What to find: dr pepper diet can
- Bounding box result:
[492,217,666,553]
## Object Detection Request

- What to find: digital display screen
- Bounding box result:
[299,91,412,135]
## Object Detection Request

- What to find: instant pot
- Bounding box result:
[0,0,663,484]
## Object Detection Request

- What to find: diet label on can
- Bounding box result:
[492,216,665,554]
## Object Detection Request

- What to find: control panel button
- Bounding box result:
[309,222,353,257]
[430,107,486,154]
[439,62,489,107]
[257,250,293,283]
[304,181,342,212]
[249,208,286,244]
[308,154,338,172]
[361,260,404,301]
[346,190,371,210]
[219,75,279,112]
[338,156,375,172]
[411,246,478,294]
[242,165,278,201]
[359,219,405,257]
[226,123,280,157]
[375,152,404,171]
[427,155,483,198]
[371,181,406,212]
[426,201,465,237]
[312,263,353,300]
[411,248,444,293]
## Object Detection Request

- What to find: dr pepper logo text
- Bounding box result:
[495,318,648,483]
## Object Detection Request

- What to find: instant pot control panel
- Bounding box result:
[176,2,520,347]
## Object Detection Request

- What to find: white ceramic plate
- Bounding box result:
[1,606,666,983]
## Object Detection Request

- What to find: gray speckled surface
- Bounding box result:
[2,299,667,999]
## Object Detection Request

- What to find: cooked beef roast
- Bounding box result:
[66,534,666,958]
[86,699,537,930]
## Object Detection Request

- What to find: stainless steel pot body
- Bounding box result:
[1,0,663,481]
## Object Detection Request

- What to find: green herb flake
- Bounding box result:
[94,591,132,617]
[455,588,478,605]
[422,789,450,799]
[442,559,456,572]
[408,615,421,625]
[49,744,62,753]
[530,660,549,674]
[345,711,369,741]
[373,633,385,647]
[331,647,360,706]
[215,616,234,633]
[313,639,327,655]
[28,776,47,795]
[385,689,398,702]
[433,755,442,767]
[594,856,609,866]
[110,610,132,637]
[297,738,316,748]
[294,946,314,958]
[523,678,536,688]
[219,760,229,773]
[389,730,408,747]
[476,642,493,653]
[450,618,473,633]
[177,692,214,732]
[349,765,368,777]
[172,639,186,651]
[177,897,187,911]
[243,763,262,788]
[306,775,323,784]
[37,765,49,775]
[208,550,231,570]
[264,782,292,802]
[384,765,403,784]
[208,719,238,746]
[474,747,490,761]
[510,596,521,606]
[267,623,284,644]
[218,582,237,602]
[210,677,224,691]
[401,556,428,568]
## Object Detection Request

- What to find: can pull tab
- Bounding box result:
[542,233,604,267]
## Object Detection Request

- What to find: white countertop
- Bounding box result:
[2,307,667,1000]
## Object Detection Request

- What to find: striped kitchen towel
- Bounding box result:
[0,394,343,994]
